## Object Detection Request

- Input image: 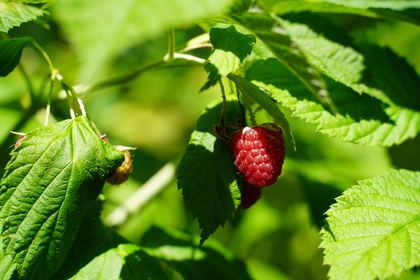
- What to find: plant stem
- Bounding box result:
[90,53,205,94]
[18,64,35,101]
[219,79,227,126]
[166,26,175,64]
[104,162,176,227]
[32,42,54,73]
[44,69,58,126]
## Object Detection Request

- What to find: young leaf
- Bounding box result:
[233,75,295,148]
[141,225,253,280]
[321,169,420,280]
[0,116,124,279]
[0,2,44,32]
[247,58,420,146]
[68,249,122,280]
[201,25,256,91]
[0,37,34,77]
[177,100,242,245]
[229,1,338,113]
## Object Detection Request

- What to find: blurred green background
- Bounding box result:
[1,9,420,280]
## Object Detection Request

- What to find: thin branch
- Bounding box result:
[166,26,175,63]
[104,162,176,227]
[219,80,227,126]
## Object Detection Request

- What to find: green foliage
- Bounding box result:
[141,225,253,280]
[0,255,16,280]
[201,25,256,91]
[233,75,295,146]
[321,169,420,280]
[1,0,420,279]
[229,1,338,113]
[0,2,44,32]
[313,0,420,10]
[0,37,33,77]
[0,116,124,279]
[247,58,420,146]
[51,0,237,83]
[269,1,420,26]
[177,100,242,245]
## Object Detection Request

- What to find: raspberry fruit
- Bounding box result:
[239,180,262,210]
[231,125,285,187]
[106,150,133,185]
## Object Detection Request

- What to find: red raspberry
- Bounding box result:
[239,180,262,210]
[231,125,285,187]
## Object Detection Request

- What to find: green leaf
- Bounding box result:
[119,243,169,280]
[201,25,255,91]
[50,200,125,279]
[0,37,34,77]
[0,2,44,32]
[229,1,338,113]
[359,44,420,111]
[312,0,420,11]
[177,100,242,245]
[270,1,420,26]
[51,0,237,84]
[247,58,420,146]
[141,225,253,280]
[0,255,16,280]
[233,75,295,148]
[277,13,419,107]
[320,169,420,280]
[69,248,122,280]
[0,116,124,279]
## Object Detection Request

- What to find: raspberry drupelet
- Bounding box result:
[231,126,285,187]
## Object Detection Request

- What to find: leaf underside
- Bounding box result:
[321,169,420,280]
[0,116,124,280]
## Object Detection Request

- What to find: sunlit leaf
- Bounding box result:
[313,0,420,11]
[247,57,420,146]
[269,1,420,26]
[321,169,420,280]
[0,2,44,32]
[229,1,338,113]
[0,255,16,280]
[0,116,124,279]
[69,249,122,280]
